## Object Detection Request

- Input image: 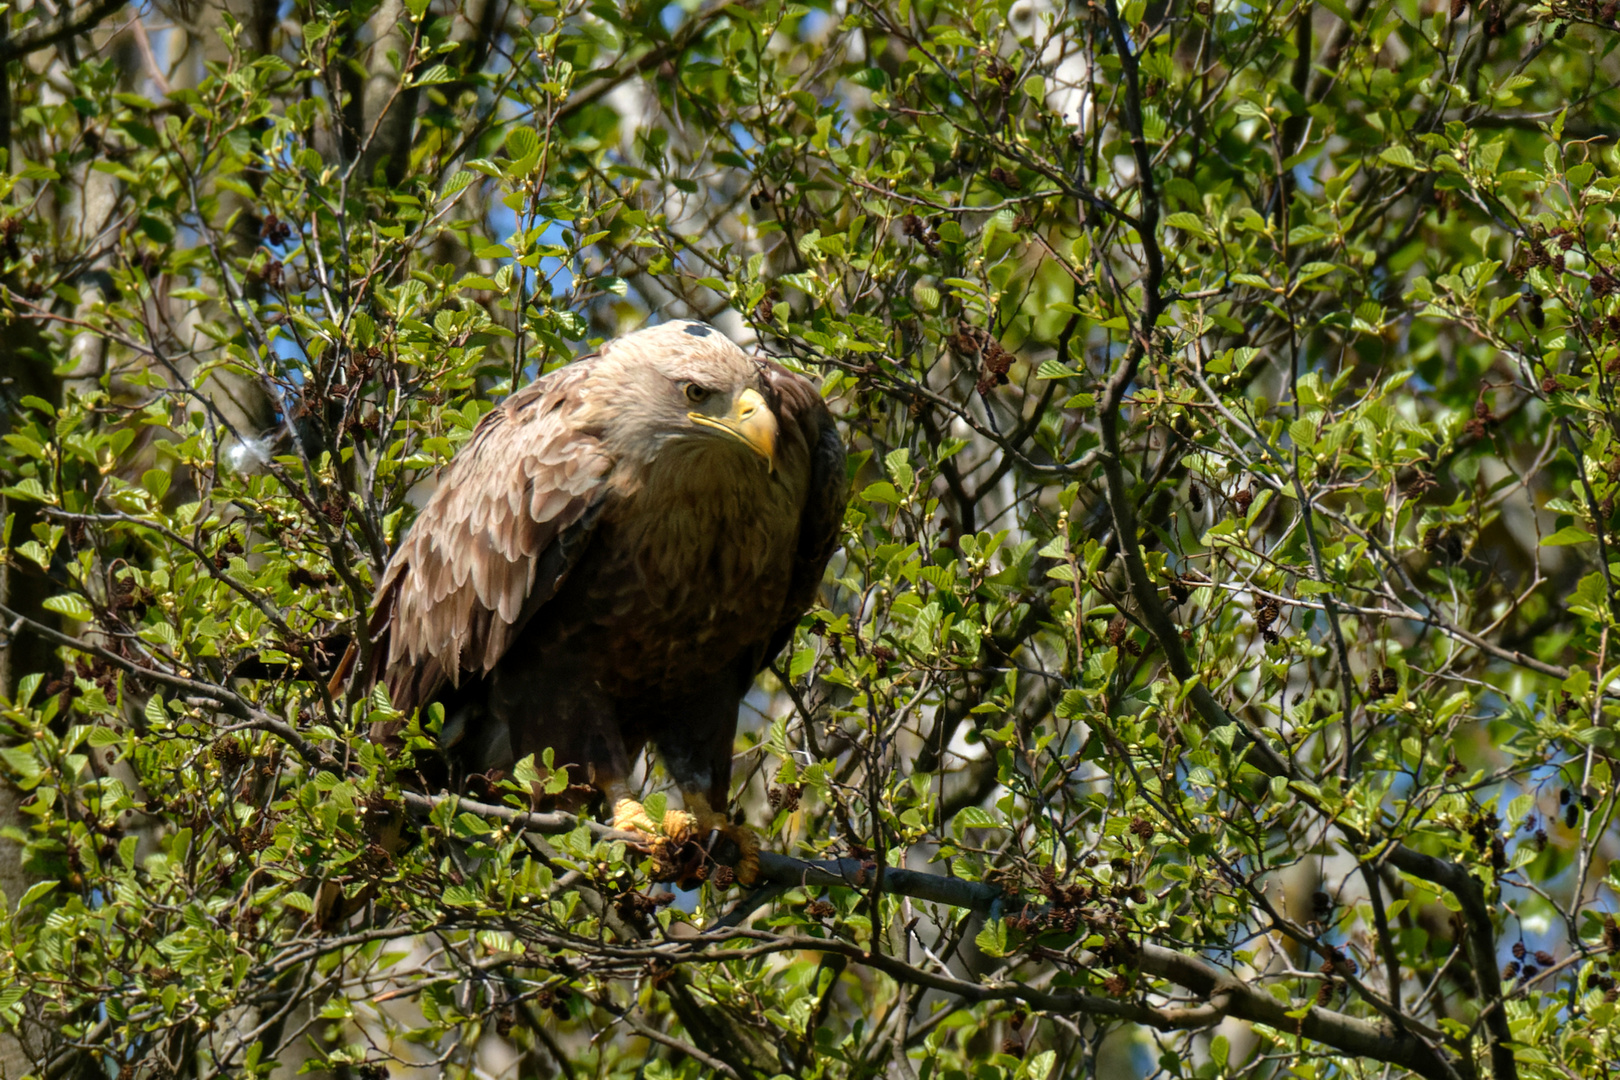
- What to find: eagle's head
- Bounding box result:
[597,320,780,473]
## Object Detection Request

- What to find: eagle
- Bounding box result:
[366,321,848,882]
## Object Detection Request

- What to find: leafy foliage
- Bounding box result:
[5,0,1620,1077]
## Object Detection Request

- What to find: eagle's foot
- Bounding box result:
[715,821,760,887]
[664,807,760,888]
[609,799,696,883]
[611,797,759,889]
[611,797,660,836]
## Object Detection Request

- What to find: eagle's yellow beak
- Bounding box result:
[690,387,778,472]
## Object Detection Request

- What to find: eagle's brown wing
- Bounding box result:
[369,359,611,724]
[760,360,849,667]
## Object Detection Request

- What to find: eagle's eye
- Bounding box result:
[684,383,712,404]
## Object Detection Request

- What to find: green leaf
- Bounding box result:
[411,64,456,87]
[43,593,94,622]
[15,879,58,911]
[1542,527,1594,546]
[505,126,539,162]
[138,215,174,244]
[141,467,171,501]
[862,482,902,506]
[438,170,476,201]
[975,921,1009,958]
[1380,144,1420,169]
[953,806,996,830]
[1164,211,1209,237]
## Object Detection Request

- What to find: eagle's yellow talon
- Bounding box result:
[732,832,761,887]
[697,814,760,888]
[662,809,699,845]
[612,798,658,836]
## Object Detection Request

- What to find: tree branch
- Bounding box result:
[0,0,127,61]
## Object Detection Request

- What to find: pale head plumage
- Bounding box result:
[589,320,780,472]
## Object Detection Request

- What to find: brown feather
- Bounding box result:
[370,359,611,717]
